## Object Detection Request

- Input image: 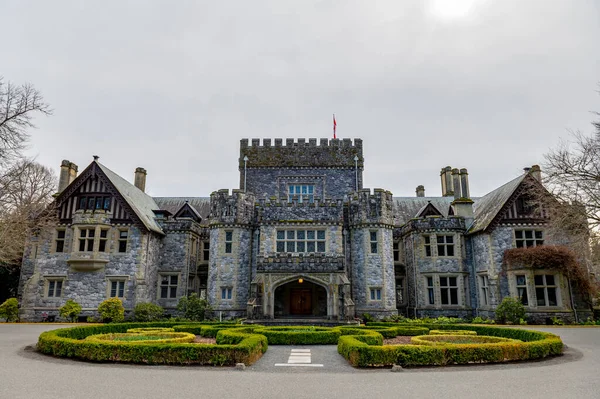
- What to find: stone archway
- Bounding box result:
[273,279,328,318]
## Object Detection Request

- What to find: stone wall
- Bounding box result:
[18,221,153,321]
[244,168,361,200]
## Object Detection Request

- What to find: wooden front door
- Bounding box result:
[290,289,312,315]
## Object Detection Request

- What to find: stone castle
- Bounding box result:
[18,138,590,323]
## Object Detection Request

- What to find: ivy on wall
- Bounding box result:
[502,245,598,298]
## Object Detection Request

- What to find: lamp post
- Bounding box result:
[354,155,359,192]
[243,156,249,192]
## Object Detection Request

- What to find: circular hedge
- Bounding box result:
[429,329,477,336]
[37,322,267,366]
[411,335,517,346]
[338,323,564,367]
[86,332,195,344]
[126,327,175,333]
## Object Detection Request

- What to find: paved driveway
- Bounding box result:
[1,324,598,399]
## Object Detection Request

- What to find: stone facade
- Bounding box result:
[18,138,593,323]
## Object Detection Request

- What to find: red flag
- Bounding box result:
[333,114,337,139]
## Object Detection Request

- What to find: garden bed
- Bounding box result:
[37,322,267,366]
[338,323,564,367]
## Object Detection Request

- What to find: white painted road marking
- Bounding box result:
[275,348,324,367]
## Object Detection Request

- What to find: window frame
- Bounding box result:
[439,276,459,306]
[478,274,490,307]
[534,273,560,307]
[44,276,66,298]
[117,229,129,253]
[515,274,529,306]
[287,184,315,203]
[423,274,464,308]
[395,276,406,305]
[514,229,544,248]
[221,287,233,300]
[202,240,210,262]
[423,235,432,257]
[369,287,382,301]
[436,234,455,257]
[224,230,233,254]
[158,273,179,299]
[393,240,400,263]
[369,230,378,254]
[107,276,129,299]
[55,229,66,253]
[275,229,326,254]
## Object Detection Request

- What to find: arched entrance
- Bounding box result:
[274,279,327,318]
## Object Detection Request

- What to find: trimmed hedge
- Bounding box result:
[127,327,175,333]
[252,326,342,345]
[37,322,267,366]
[86,332,195,344]
[429,330,477,336]
[340,325,429,338]
[339,323,564,367]
[411,335,517,346]
[173,324,255,337]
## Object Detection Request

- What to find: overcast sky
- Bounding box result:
[2,0,599,198]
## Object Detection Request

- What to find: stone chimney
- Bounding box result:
[68,162,78,185]
[459,168,470,199]
[451,167,473,221]
[134,167,147,192]
[529,165,542,182]
[451,168,462,200]
[440,166,454,197]
[416,185,425,197]
[57,160,71,193]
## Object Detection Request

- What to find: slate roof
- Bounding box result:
[96,162,164,235]
[392,197,455,226]
[153,197,211,220]
[469,174,527,234]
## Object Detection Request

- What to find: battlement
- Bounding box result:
[349,188,394,227]
[209,189,256,225]
[239,138,364,168]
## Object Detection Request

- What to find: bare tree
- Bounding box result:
[0,160,56,265]
[543,100,600,282]
[0,77,51,165]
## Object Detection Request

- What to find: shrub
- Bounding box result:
[177,293,209,321]
[0,298,19,322]
[133,303,164,322]
[429,330,477,336]
[127,327,174,333]
[338,323,564,367]
[98,298,125,323]
[495,297,525,324]
[252,326,342,345]
[59,299,82,322]
[471,316,495,324]
[361,313,375,323]
[411,335,517,345]
[86,332,195,344]
[37,322,267,366]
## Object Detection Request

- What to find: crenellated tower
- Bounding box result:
[348,189,397,318]
[207,189,256,318]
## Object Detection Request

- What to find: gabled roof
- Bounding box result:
[469,174,527,234]
[416,201,444,218]
[95,162,164,234]
[173,202,203,222]
[392,197,455,226]
[153,197,211,221]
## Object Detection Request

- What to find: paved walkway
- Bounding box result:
[1,324,599,399]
